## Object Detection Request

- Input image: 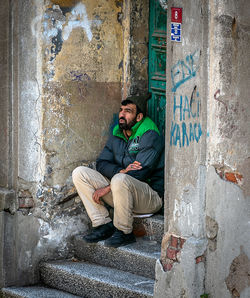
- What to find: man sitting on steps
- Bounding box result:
[72,96,164,248]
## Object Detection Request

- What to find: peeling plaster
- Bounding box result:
[225,252,250,297]
[205,166,250,297]
[37,214,89,257]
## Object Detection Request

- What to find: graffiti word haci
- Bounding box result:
[171,50,200,92]
[170,93,202,147]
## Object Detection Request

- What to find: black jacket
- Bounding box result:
[96,117,164,198]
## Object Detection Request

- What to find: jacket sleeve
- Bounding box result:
[126,130,164,182]
[96,136,123,180]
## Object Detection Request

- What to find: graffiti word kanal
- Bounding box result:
[170,94,202,147]
[171,50,200,92]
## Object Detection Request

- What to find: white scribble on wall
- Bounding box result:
[63,3,97,41]
[33,3,101,43]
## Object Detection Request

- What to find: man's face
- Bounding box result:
[119,103,138,130]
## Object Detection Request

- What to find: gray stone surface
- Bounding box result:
[0,212,17,288]
[40,260,154,297]
[0,0,11,188]
[0,286,79,297]
[205,167,250,297]
[133,215,164,243]
[18,0,43,183]
[0,190,16,213]
[73,236,161,279]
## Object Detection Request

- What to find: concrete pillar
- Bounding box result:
[155,0,209,296]
[0,0,18,288]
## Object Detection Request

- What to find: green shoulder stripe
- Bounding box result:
[113,117,159,140]
[132,117,160,139]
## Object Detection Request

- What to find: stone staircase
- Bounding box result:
[1,215,164,298]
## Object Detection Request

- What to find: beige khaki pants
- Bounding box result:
[72,166,162,234]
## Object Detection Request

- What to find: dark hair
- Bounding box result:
[121,99,143,115]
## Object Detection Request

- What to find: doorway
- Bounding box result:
[148,0,167,136]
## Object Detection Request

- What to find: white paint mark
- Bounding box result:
[36,3,102,45]
[42,17,65,43]
[63,3,93,41]
[31,15,42,36]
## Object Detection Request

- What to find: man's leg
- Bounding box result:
[72,166,115,242]
[105,173,162,247]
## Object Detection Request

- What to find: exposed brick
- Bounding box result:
[163,262,173,271]
[18,189,32,198]
[167,248,179,260]
[170,235,178,248]
[196,255,205,264]
[19,197,34,208]
[225,172,243,184]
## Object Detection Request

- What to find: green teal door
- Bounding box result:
[148,0,167,136]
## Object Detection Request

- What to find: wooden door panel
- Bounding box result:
[148,0,167,136]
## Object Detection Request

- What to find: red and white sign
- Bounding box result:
[171,7,182,24]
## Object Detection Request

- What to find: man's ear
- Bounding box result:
[136,113,143,122]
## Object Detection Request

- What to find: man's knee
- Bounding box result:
[72,166,88,183]
[110,173,130,191]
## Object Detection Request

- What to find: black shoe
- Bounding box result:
[83,222,115,243]
[104,229,136,248]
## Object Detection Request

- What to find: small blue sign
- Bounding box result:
[171,23,181,42]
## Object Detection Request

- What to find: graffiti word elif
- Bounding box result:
[171,50,200,92]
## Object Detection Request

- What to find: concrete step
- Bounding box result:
[133,214,164,243]
[0,286,80,297]
[73,236,160,279]
[40,260,154,298]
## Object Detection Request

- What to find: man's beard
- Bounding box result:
[119,117,137,130]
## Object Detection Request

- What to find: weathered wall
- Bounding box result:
[155,0,250,297]
[1,0,126,287]
[1,0,150,288]
[205,1,250,297]
[155,0,209,297]
[41,0,123,189]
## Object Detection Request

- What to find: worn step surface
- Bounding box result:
[73,236,160,279]
[0,286,79,297]
[40,260,154,298]
[133,214,164,243]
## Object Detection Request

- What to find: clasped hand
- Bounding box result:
[92,185,111,205]
[92,161,142,204]
[120,161,142,174]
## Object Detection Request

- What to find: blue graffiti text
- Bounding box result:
[171,50,200,92]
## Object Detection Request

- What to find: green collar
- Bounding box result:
[113,117,159,142]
